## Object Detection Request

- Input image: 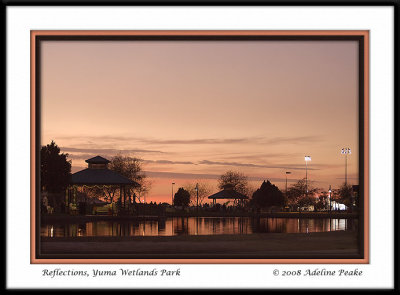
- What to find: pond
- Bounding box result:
[41,217,358,237]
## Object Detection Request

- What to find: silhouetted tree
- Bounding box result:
[40,141,71,213]
[40,140,71,193]
[251,180,284,208]
[335,183,354,207]
[286,178,319,211]
[184,181,212,206]
[314,192,329,211]
[173,188,191,207]
[88,154,151,204]
[218,170,249,196]
[110,154,151,202]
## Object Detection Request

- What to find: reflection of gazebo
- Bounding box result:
[208,186,249,207]
[67,156,138,212]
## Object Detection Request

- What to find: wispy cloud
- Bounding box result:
[56,134,323,146]
[220,152,300,161]
[264,136,323,145]
[139,135,323,145]
[139,137,260,145]
[144,171,219,180]
[144,159,195,165]
[68,153,101,160]
[198,160,319,170]
[143,171,313,183]
[61,146,164,154]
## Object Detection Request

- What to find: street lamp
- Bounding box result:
[328,185,332,212]
[195,183,199,212]
[304,156,311,195]
[341,147,351,185]
[285,171,291,198]
[171,182,175,206]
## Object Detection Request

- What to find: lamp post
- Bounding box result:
[285,171,291,197]
[171,182,175,206]
[304,156,311,195]
[195,183,199,213]
[341,147,351,185]
[328,185,332,212]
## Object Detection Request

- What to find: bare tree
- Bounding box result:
[87,154,151,204]
[286,178,319,211]
[87,184,119,203]
[184,181,212,206]
[218,170,249,196]
[333,183,354,207]
[135,178,153,203]
[109,154,150,203]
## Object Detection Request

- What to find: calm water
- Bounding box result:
[41,217,358,237]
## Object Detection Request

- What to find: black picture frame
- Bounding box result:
[2,0,399,292]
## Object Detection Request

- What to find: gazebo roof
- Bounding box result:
[85,156,110,164]
[71,156,137,186]
[208,189,249,200]
[71,168,138,185]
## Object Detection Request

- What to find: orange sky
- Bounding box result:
[41,40,359,204]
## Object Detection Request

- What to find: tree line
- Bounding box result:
[173,170,356,211]
[40,141,356,213]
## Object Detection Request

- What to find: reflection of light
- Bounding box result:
[50,226,54,237]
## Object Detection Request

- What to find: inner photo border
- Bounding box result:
[30,30,369,264]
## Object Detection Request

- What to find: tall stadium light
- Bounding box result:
[341,148,351,185]
[304,156,311,195]
[171,182,175,205]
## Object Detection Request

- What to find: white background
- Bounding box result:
[6,6,394,289]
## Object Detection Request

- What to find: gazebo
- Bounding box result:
[208,186,249,207]
[67,156,138,213]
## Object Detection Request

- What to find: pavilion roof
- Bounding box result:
[85,155,110,164]
[208,189,249,200]
[71,168,138,186]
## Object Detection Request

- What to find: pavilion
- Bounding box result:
[208,185,249,207]
[67,156,138,213]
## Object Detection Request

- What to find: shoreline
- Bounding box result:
[41,212,359,224]
[40,231,360,258]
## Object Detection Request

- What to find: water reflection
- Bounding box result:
[41,217,358,238]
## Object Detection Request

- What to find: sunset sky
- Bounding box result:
[41,39,359,204]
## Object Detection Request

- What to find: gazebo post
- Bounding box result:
[119,185,123,208]
[65,186,70,212]
[66,186,69,207]
[73,186,77,205]
[123,185,126,208]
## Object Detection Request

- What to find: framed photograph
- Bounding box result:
[5,2,397,291]
[31,30,369,264]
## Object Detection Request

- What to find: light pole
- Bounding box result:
[285,171,291,198]
[195,183,199,213]
[328,185,332,212]
[171,182,175,206]
[304,156,311,195]
[341,148,351,185]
